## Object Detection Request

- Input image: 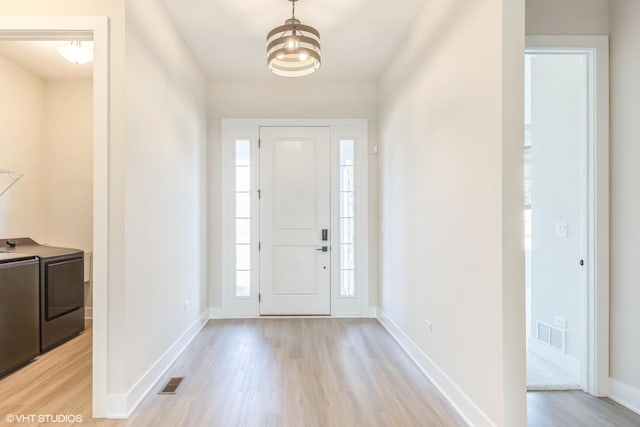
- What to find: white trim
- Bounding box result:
[220,119,371,318]
[209,307,227,319]
[525,35,610,397]
[0,16,111,418]
[609,379,640,416]
[377,310,495,427]
[105,311,209,418]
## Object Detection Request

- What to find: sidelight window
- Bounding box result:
[235,140,251,297]
[339,140,355,297]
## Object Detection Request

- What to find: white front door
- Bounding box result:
[259,127,331,315]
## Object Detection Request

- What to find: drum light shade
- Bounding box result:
[267,0,320,77]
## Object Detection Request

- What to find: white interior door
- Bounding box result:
[259,126,331,315]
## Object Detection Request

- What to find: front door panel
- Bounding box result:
[259,127,331,315]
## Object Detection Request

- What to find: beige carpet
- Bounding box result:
[527,351,581,391]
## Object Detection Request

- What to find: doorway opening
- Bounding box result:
[524,36,609,398]
[0,16,109,417]
[525,51,586,391]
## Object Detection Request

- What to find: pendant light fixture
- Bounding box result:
[57,41,94,65]
[267,0,321,77]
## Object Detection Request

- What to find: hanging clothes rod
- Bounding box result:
[0,169,26,198]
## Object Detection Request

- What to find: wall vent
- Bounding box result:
[536,320,566,353]
[158,377,184,394]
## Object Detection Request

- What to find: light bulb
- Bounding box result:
[277,53,285,60]
[299,53,309,61]
[287,39,298,50]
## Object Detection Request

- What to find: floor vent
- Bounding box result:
[158,377,184,395]
[536,320,566,353]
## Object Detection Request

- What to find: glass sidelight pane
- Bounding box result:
[236,218,251,244]
[340,270,355,297]
[236,271,250,297]
[340,218,354,244]
[340,165,354,192]
[235,166,250,192]
[341,244,354,270]
[236,244,250,270]
[235,140,250,166]
[236,192,250,218]
[340,192,354,217]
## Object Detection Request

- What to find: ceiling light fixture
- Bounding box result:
[56,41,94,65]
[267,0,321,77]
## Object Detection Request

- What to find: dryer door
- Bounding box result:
[45,257,84,320]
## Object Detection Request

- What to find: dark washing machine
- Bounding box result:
[3,238,85,352]
[0,252,39,376]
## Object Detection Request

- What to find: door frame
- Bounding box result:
[0,16,110,416]
[525,36,609,397]
[220,119,370,318]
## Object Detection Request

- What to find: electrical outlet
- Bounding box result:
[554,316,566,329]
[424,319,432,334]
[183,300,190,311]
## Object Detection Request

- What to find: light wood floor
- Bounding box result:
[528,391,640,427]
[0,319,466,427]
[3,319,640,427]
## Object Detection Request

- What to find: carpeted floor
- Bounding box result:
[527,351,581,391]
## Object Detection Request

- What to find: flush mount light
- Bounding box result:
[57,41,94,65]
[267,0,321,77]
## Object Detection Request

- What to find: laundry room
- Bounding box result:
[0,39,93,378]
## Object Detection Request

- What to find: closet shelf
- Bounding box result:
[0,169,26,198]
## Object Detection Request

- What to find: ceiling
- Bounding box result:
[160,0,426,81]
[0,41,93,81]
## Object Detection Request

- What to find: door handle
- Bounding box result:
[316,246,328,252]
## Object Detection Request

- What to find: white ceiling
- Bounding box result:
[160,0,426,81]
[0,41,93,81]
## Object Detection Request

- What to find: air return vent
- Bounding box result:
[536,321,566,353]
[158,377,184,394]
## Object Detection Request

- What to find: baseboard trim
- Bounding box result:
[105,310,209,418]
[209,306,378,319]
[377,309,495,427]
[528,337,580,377]
[209,307,228,319]
[610,378,640,415]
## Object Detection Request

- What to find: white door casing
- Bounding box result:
[259,127,331,315]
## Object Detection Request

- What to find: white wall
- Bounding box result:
[42,80,93,252]
[528,54,586,365]
[377,0,525,425]
[610,0,640,406]
[526,0,609,34]
[123,0,208,407]
[0,58,94,253]
[0,55,46,241]
[208,79,379,313]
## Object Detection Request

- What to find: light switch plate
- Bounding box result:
[555,222,568,238]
